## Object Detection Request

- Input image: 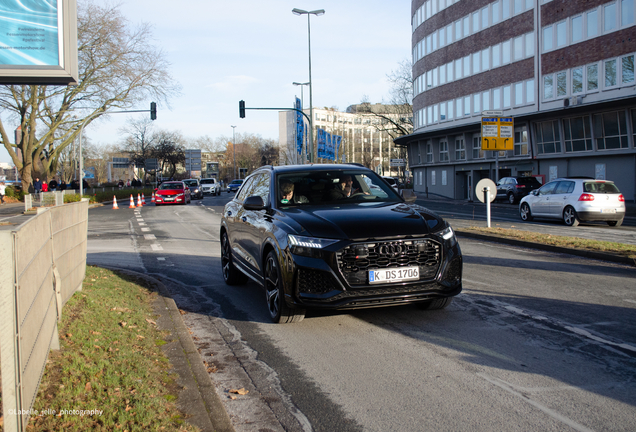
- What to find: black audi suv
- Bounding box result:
[220,164,463,323]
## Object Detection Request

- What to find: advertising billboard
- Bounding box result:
[0,0,78,84]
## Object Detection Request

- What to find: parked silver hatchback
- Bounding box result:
[519,178,626,227]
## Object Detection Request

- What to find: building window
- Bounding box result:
[440,103,447,121]
[473,93,481,113]
[622,0,635,26]
[473,135,484,158]
[572,67,583,93]
[556,21,567,47]
[493,87,501,109]
[502,40,511,64]
[623,54,635,83]
[515,82,524,105]
[535,120,562,154]
[544,75,554,99]
[543,25,553,51]
[514,126,529,156]
[473,52,481,74]
[526,79,535,103]
[588,9,599,37]
[493,0,500,24]
[564,116,593,152]
[605,59,618,87]
[440,141,449,161]
[525,33,534,57]
[572,15,583,42]
[482,90,490,110]
[503,85,511,107]
[464,96,471,116]
[594,111,629,149]
[514,36,524,61]
[604,2,617,32]
[455,139,466,160]
[493,43,501,67]
[587,64,598,91]
[456,98,463,117]
[557,71,567,96]
[426,142,433,162]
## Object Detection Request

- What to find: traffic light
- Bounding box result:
[239,100,245,118]
[150,102,157,120]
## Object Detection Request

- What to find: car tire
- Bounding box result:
[608,219,623,227]
[507,193,516,204]
[563,206,580,227]
[418,297,453,310]
[221,232,247,285]
[520,203,533,221]
[264,251,305,324]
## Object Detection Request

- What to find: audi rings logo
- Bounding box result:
[378,243,405,257]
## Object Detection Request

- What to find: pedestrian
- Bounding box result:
[118,179,124,189]
[0,181,5,204]
[49,178,58,191]
[41,181,48,192]
[34,177,42,195]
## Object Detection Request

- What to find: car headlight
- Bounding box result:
[434,226,457,246]
[288,234,339,258]
[194,188,200,193]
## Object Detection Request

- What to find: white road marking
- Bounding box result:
[141,228,150,232]
[144,234,156,240]
[157,257,165,261]
[477,373,596,432]
[623,299,636,305]
[151,244,163,251]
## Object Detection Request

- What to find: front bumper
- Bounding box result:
[284,239,462,310]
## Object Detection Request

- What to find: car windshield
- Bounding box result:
[159,182,183,190]
[200,179,215,184]
[276,170,402,206]
[584,181,620,194]
[231,180,243,185]
[183,180,198,187]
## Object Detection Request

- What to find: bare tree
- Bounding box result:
[151,130,185,179]
[120,117,156,180]
[0,0,180,193]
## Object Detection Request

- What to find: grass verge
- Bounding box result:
[459,226,636,260]
[24,266,197,431]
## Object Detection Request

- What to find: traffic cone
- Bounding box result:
[137,193,142,207]
[112,196,119,209]
[151,192,155,203]
[141,193,146,205]
[129,195,136,208]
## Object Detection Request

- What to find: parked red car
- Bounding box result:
[154,181,191,205]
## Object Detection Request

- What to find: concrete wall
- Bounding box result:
[1,199,88,431]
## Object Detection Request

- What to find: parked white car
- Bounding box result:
[382,176,399,192]
[519,178,625,227]
[200,178,221,195]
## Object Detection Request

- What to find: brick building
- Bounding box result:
[396,0,636,201]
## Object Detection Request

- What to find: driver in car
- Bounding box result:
[280,180,309,204]
[326,175,368,200]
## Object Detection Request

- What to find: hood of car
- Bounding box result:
[281,203,444,240]
[156,189,184,195]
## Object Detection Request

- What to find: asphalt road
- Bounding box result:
[85,194,636,432]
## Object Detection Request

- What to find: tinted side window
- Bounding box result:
[236,177,255,201]
[538,182,558,195]
[554,181,574,194]
[251,173,271,206]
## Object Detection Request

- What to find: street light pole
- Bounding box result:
[231,125,237,180]
[293,81,309,164]
[292,8,324,164]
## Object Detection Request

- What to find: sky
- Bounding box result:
[0,0,412,164]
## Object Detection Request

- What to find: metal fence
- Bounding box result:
[0,199,88,431]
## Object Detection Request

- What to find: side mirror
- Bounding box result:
[532,190,539,196]
[244,195,265,210]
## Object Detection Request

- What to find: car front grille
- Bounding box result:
[297,269,339,295]
[336,239,442,287]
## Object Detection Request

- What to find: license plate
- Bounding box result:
[600,209,616,213]
[164,197,174,201]
[369,266,420,284]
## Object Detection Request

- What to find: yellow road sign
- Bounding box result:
[481,116,514,150]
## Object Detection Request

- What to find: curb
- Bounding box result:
[455,229,636,266]
[104,268,235,432]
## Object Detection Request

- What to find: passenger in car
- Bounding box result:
[280,180,309,204]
